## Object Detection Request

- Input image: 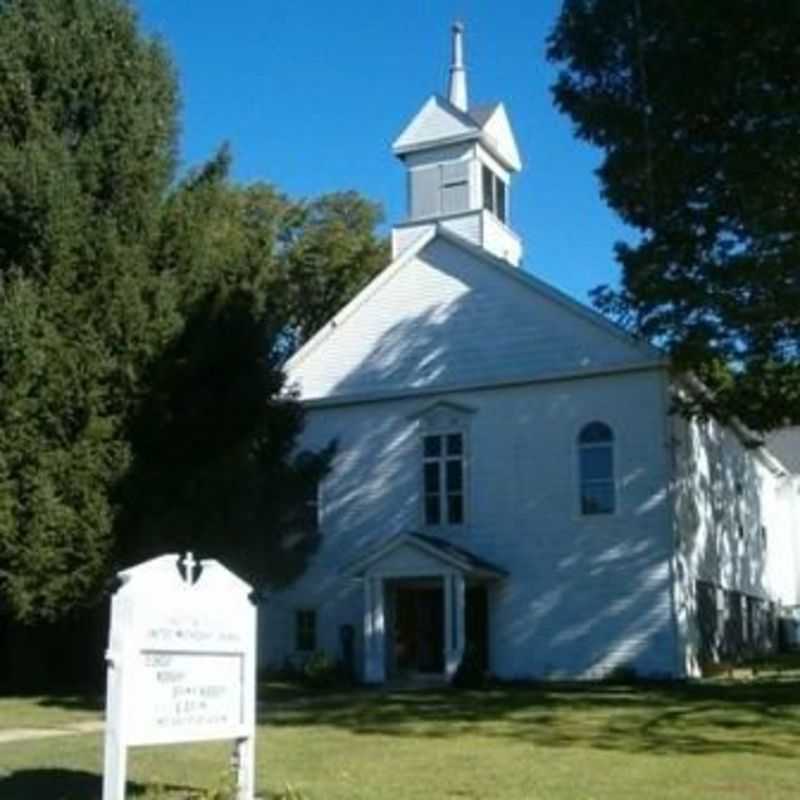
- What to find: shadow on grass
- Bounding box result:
[0,689,104,714]
[35,693,104,713]
[0,769,103,800]
[259,678,800,759]
[0,769,199,800]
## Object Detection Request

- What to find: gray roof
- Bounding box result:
[766,426,800,474]
[468,103,500,128]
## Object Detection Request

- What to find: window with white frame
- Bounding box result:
[482,164,508,224]
[423,432,465,526]
[578,421,615,515]
[295,609,316,652]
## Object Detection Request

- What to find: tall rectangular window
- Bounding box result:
[295,609,316,652]
[482,165,508,223]
[482,165,494,212]
[495,178,507,223]
[423,433,465,525]
[578,422,615,515]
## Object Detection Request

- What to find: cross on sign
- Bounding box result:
[181,551,198,586]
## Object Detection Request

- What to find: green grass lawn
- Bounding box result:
[0,694,103,732]
[1,660,799,799]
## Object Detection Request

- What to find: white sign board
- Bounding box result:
[102,553,257,799]
[131,650,243,742]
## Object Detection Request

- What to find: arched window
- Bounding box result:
[578,422,615,515]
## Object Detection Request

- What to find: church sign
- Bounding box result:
[102,553,257,800]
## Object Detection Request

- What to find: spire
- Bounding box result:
[447,21,468,112]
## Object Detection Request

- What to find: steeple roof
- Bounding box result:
[468,103,500,127]
[392,95,522,172]
[391,23,521,172]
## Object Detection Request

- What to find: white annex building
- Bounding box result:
[260,25,800,681]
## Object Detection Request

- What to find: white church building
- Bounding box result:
[260,25,800,682]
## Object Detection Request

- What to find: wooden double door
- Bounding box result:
[394,586,444,674]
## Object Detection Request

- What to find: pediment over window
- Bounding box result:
[408,400,476,432]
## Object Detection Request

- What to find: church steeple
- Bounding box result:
[447,22,468,112]
[391,23,523,266]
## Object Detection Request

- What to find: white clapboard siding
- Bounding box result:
[669,407,800,676]
[287,234,659,402]
[261,367,678,680]
[481,211,522,266]
[671,413,794,603]
[672,411,800,608]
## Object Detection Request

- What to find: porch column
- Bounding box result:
[444,572,466,679]
[364,576,386,683]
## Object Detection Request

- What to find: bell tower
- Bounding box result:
[391,23,523,266]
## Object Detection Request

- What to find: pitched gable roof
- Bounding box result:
[284,226,436,375]
[285,226,665,404]
[469,102,521,171]
[393,95,480,154]
[467,103,498,127]
[433,226,659,358]
[393,95,521,172]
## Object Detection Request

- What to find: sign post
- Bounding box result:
[102,553,257,800]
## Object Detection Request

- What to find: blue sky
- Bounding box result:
[134,0,635,304]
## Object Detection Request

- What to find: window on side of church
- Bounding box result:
[495,178,507,223]
[423,432,465,526]
[482,165,494,213]
[295,609,317,652]
[578,421,616,515]
[283,451,323,543]
[482,165,508,224]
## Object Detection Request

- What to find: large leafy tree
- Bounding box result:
[278,192,389,352]
[548,1,800,431]
[120,151,336,589]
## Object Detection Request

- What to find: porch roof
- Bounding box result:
[343,531,508,581]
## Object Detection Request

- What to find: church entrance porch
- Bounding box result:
[344,532,507,684]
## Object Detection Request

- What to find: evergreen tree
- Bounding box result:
[0,0,388,626]
[548,1,800,430]
[0,0,178,622]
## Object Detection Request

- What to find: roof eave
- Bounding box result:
[392,130,481,158]
[478,132,521,172]
[394,131,521,173]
